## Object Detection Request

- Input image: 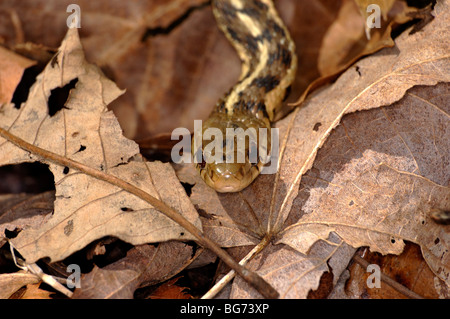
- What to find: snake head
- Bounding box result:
[192,111,271,192]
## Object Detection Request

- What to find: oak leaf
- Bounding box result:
[0,28,201,263]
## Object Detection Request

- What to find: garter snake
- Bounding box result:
[192,0,297,192]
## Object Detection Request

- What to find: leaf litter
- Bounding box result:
[0,0,449,299]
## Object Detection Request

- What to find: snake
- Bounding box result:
[192,0,297,192]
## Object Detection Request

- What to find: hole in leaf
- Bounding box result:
[313,122,322,131]
[181,182,194,197]
[435,237,440,244]
[120,207,134,212]
[0,162,54,194]
[63,166,70,174]
[4,228,20,239]
[11,65,42,109]
[77,145,86,153]
[47,78,78,116]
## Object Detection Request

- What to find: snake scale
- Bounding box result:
[192,0,297,192]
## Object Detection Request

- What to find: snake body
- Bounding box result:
[193,0,297,192]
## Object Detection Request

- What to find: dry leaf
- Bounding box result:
[0,46,36,104]
[0,272,40,298]
[148,277,191,299]
[274,0,449,238]
[354,0,396,39]
[0,191,55,236]
[228,234,356,299]
[0,28,201,263]
[347,243,447,298]
[0,1,201,139]
[317,0,410,77]
[276,0,449,286]
[278,82,450,283]
[18,282,54,299]
[0,0,207,53]
[0,0,210,138]
[72,242,195,299]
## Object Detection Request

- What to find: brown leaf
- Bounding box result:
[354,0,396,39]
[0,272,40,298]
[347,244,447,298]
[227,234,355,299]
[0,28,201,263]
[19,283,54,299]
[2,0,448,299]
[72,242,195,299]
[0,0,207,51]
[279,83,450,283]
[148,277,191,299]
[0,191,55,236]
[317,0,403,77]
[0,46,36,104]
[273,0,449,236]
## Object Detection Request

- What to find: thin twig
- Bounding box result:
[26,263,73,298]
[9,240,73,298]
[0,126,279,299]
[352,254,424,299]
[202,235,271,299]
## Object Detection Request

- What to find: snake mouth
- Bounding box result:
[192,110,272,192]
[200,162,261,193]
